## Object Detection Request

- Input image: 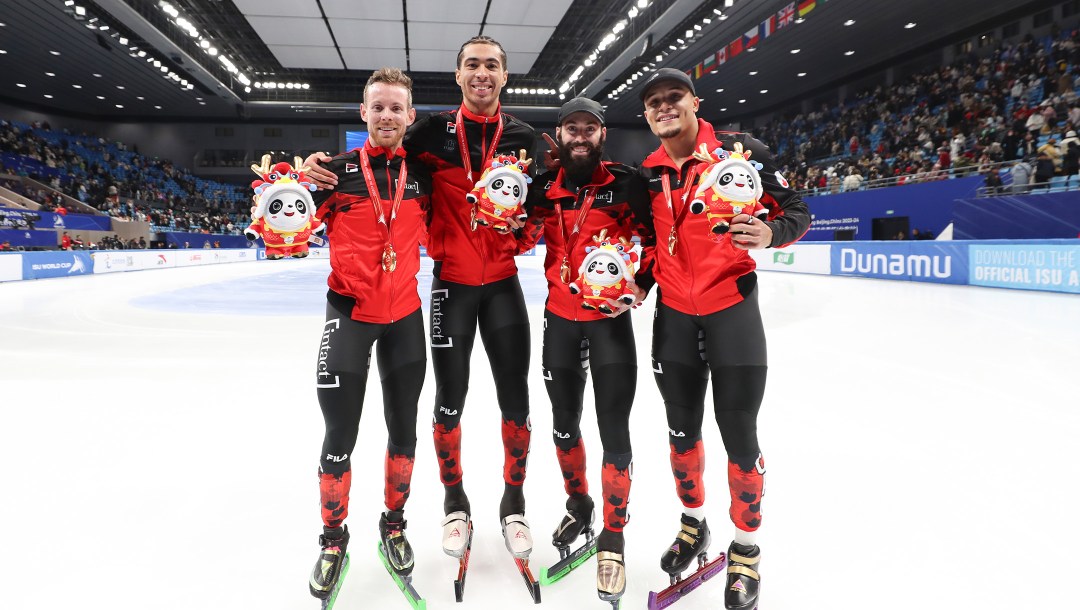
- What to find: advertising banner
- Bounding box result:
[43,211,112,232]
[21,251,93,280]
[750,243,831,274]
[92,250,177,274]
[0,253,22,282]
[0,228,56,249]
[831,241,968,284]
[801,176,981,242]
[969,243,1080,294]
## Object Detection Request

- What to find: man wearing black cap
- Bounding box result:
[636,67,810,610]
[519,96,655,605]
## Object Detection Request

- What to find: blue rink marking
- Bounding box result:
[131,260,550,316]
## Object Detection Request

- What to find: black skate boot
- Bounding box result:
[725,541,761,610]
[660,514,711,581]
[552,494,595,554]
[379,510,415,576]
[309,525,350,599]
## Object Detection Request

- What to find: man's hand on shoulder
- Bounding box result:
[302,152,337,190]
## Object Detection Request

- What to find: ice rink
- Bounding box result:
[1,250,1078,610]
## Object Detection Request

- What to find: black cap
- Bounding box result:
[557,97,605,126]
[638,67,696,101]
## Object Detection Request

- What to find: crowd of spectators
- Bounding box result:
[755,27,1080,195]
[0,119,249,235]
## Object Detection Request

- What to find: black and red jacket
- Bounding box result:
[312,141,431,323]
[640,119,810,315]
[403,103,536,285]
[522,161,656,321]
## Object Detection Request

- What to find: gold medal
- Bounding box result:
[382,243,397,273]
[560,257,571,284]
[668,227,678,256]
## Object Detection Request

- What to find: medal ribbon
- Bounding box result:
[456,107,504,182]
[553,175,598,283]
[359,147,408,240]
[660,164,700,255]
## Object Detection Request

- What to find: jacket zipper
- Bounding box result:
[386,161,396,322]
[479,120,488,285]
[677,163,700,316]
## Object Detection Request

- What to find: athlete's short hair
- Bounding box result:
[364,67,413,106]
[456,35,508,71]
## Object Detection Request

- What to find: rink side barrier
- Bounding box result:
[750,239,1079,294]
[0,244,534,283]
[1,242,1072,293]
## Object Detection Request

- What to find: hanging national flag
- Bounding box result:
[685,68,694,78]
[716,47,727,66]
[729,38,744,59]
[743,26,760,49]
[761,15,776,39]
[703,52,717,74]
[695,63,704,79]
[778,2,795,28]
[797,0,816,17]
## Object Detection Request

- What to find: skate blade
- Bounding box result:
[453,521,474,603]
[539,537,598,586]
[597,592,623,610]
[646,553,726,610]
[321,553,351,610]
[377,542,426,610]
[514,557,542,604]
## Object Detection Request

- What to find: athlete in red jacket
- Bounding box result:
[519,97,655,605]
[305,68,430,603]
[304,36,538,562]
[637,68,810,610]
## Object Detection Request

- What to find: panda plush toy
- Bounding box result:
[568,230,642,314]
[466,150,532,233]
[688,142,769,236]
[245,155,324,259]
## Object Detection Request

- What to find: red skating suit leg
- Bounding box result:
[728,454,765,531]
[669,440,705,508]
[555,438,588,497]
[319,469,352,529]
[433,423,463,486]
[502,416,531,486]
[601,453,632,532]
[384,445,415,512]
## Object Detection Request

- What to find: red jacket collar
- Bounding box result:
[641,118,722,170]
[458,102,502,123]
[360,138,406,159]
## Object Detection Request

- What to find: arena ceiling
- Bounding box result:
[0,0,1051,127]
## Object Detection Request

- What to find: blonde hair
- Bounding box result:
[364,67,413,106]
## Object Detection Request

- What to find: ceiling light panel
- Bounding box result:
[231,0,322,18]
[267,45,345,70]
[503,51,541,74]
[482,24,557,54]
[340,47,409,71]
[487,0,572,27]
[330,19,407,48]
[402,0,485,24]
[244,17,334,46]
[406,21,479,50]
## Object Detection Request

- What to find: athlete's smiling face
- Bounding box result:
[456,43,507,115]
[642,83,699,140]
[360,82,415,151]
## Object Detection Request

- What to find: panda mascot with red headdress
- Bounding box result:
[245,154,325,259]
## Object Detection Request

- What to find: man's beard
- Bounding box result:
[655,121,683,140]
[559,137,604,186]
